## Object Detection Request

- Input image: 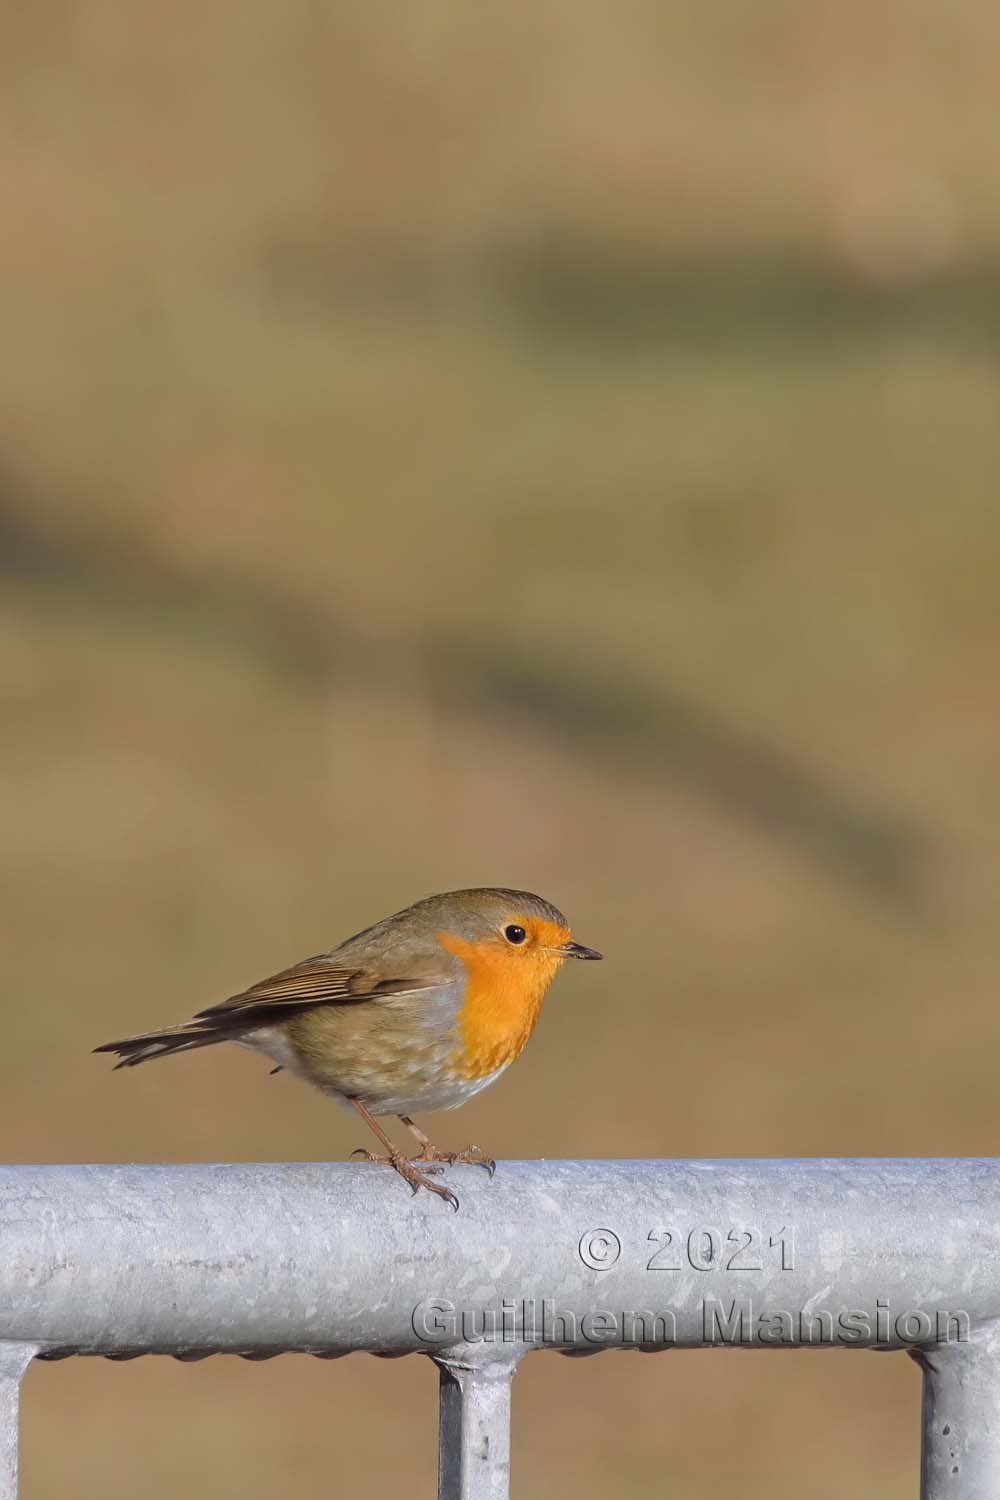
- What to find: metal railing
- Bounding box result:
[1,1158,998,1498]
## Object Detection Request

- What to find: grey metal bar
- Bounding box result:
[0,1159,995,1356]
[917,1326,1000,1499]
[0,1158,995,1362]
[436,1353,518,1500]
[4,1160,1000,1498]
[0,1346,38,1500]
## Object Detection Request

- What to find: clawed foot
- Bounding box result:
[412,1143,496,1177]
[347,1104,498,1210]
[350,1146,460,1210]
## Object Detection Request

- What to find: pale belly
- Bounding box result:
[239,1026,508,1118]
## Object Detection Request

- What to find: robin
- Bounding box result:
[95,887,601,1209]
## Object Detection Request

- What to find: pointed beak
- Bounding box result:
[557,940,603,960]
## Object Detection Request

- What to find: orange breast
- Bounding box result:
[438,924,569,1080]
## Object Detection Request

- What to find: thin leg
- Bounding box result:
[436,1357,517,1500]
[349,1100,459,1210]
[399,1116,496,1177]
[0,1344,37,1500]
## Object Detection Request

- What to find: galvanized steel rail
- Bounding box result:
[1,1159,997,1497]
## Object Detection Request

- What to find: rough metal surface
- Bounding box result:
[0,1158,997,1498]
[917,1325,1000,1499]
[437,1352,519,1500]
[1,1158,996,1356]
[0,1346,37,1500]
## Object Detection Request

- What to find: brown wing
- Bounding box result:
[95,956,440,1070]
[193,953,435,1023]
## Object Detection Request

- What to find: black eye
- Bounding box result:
[504,924,527,945]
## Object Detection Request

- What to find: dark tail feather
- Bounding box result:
[94,1026,231,1070]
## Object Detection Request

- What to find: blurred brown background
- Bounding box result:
[2,3,999,1496]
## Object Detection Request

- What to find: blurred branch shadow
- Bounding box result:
[262,237,1000,358]
[0,478,936,913]
[423,639,932,911]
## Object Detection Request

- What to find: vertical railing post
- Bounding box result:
[0,1345,38,1500]
[915,1326,1000,1499]
[435,1352,521,1500]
